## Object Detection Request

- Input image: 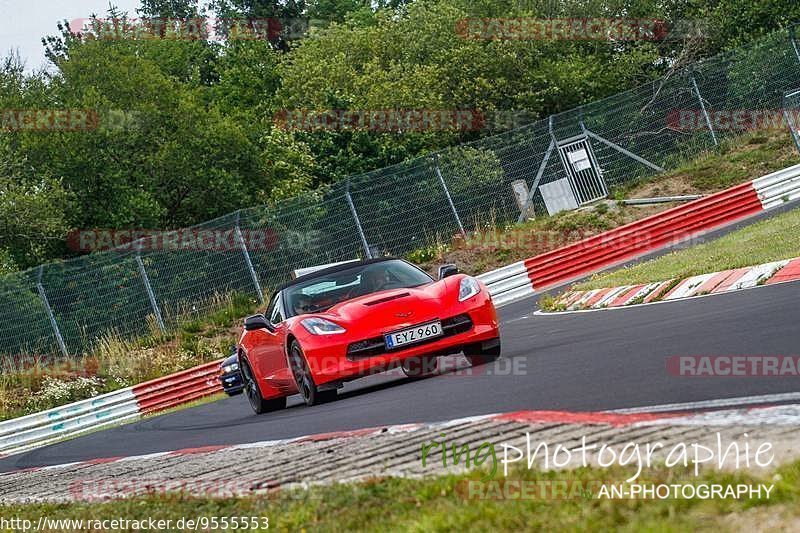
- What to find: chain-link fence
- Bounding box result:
[4,26,800,360]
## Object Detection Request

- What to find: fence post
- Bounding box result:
[689,72,718,146]
[234,211,265,305]
[345,182,372,259]
[135,252,165,332]
[790,26,800,64]
[36,265,68,357]
[782,91,800,154]
[431,154,466,237]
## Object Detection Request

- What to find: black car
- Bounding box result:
[219,351,244,396]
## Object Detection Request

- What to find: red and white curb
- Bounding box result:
[550,257,800,311]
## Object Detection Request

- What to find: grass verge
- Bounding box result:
[0,293,256,421]
[570,205,800,292]
[1,461,798,531]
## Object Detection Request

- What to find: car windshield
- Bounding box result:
[284,260,433,317]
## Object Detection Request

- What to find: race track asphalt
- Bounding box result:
[3,279,799,472]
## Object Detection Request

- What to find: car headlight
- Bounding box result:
[458,276,481,301]
[301,317,346,335]
[222,363,239,374]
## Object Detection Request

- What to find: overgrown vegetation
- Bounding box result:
[0,292,256,421]
[2,460,798,531]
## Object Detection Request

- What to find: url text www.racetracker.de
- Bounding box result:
[0,516,269,532]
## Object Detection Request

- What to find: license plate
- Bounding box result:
[385,321,442,349]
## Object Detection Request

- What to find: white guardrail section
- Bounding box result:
[477,260,535,307]
[752,163,800,210]
[0,387,141,457]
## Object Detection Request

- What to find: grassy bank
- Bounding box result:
[2,460,798,531]
[416,130,798,276]
[569,204,800,292]
[0,293,257,421]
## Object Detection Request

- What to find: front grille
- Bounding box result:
[346,314,473,360]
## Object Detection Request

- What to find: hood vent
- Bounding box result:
[363,292,410,306]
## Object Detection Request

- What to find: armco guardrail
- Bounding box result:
[133,361,222,415]
[477,261,535,307]
[526,181,763,289]
[482,163,800,305]
[753,164,800,209]
[0,360,222,457]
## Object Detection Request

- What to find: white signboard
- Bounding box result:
[568,148,592,172]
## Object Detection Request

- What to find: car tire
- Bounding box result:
[241,357,286,414]
[463,339,501,366]
[401,356,439,378]
[289,341,337,406]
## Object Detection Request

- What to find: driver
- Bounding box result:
[293,294,313,315]
[361,267,388,294]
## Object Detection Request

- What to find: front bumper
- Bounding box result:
[219,371,244,395]
[302,295,499,385]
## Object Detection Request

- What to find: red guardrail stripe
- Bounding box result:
[136,371,220,405]
[133,359,224,414]
[132,360,222,396]
[527,184,759,275]
[525,182,762,288]
[532,195,760,287]
[525,182,758,267]
[139,384,222,414]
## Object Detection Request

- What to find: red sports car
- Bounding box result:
[237,258,501,412]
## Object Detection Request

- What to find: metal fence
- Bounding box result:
[4,27,800,360]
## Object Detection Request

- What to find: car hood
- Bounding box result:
[316,280,454,326]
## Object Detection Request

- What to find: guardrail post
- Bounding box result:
[36,265,68,357]
[690,72,718,146]
[135,252,166,332]
[431,154,466,238]
[345,182,373,259]
[234,212,265,305]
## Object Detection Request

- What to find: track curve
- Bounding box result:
[2,279,799,472]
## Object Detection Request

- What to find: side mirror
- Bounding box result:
[244,314,275,332]
[438,264,460,279]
